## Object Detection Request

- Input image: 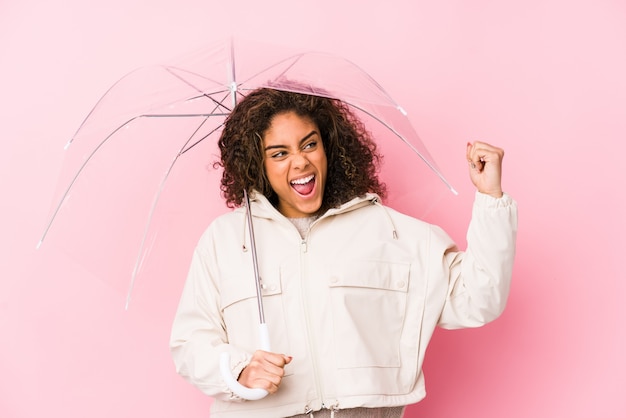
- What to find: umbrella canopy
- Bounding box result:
[38,37,456,308]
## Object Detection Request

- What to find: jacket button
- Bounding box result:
[397,281,406,289]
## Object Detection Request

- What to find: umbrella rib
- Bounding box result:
[125,118,217,308]
[38,118,139,248]
[63,67,149,149]
[180,122,225,155]
[162,65,234,112]
[61,64,232,150]
[145,91,233,154]
[143,113,229,118]
[38,113,222,248]
[345,102,458,195]
[265,53,306,85]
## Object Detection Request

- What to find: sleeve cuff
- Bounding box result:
[474,191,514,208]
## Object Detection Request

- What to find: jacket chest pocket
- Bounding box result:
[327,260,411,369]
[220,271,288,355]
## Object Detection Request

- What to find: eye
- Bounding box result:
[269,150,287,159]
[303,140,317,150]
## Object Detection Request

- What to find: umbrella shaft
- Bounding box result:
[243,189,266,325]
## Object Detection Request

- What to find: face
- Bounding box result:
[262,111,328,218]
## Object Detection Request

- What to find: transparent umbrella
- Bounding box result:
[37,37,456,398]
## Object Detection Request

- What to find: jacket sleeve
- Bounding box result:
[438,191,518,329]
[169,228,251,401]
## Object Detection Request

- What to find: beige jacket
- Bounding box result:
[170,191,518,418]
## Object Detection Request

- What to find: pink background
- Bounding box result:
[2,0,625,417]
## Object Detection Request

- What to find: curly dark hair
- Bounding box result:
[216,87,386,215]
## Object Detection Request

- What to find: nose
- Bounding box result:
[292,151,310,169]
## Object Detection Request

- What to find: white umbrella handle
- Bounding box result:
[219,323,271,400]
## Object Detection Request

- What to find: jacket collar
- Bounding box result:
[247,191,381,221]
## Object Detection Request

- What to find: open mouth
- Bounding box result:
[290,174,315,196]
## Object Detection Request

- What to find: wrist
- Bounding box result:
[478,188,503,198]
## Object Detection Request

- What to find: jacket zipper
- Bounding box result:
[299,231,327,412]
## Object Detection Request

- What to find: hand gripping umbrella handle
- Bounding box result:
[219,323,271,400]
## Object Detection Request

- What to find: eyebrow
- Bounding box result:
[264,130,318,151]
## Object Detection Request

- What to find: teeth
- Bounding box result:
[291,175,314,185]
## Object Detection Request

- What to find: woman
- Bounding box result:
[170,88,518,418]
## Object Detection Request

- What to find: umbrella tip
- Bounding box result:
[63,141,72,150]
[36,239,43,250]
[396,105,407,116]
